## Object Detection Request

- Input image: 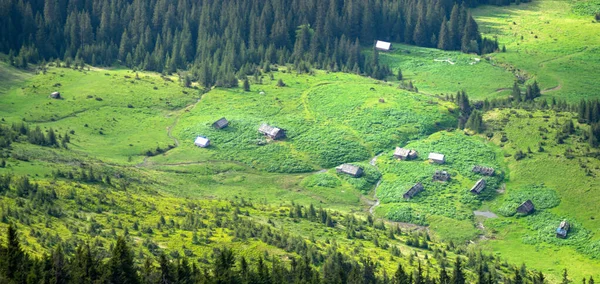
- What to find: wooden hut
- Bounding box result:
[428,153,445,164]
[336,164,363,177]
[259,123,286,140]
[194,136,210,148]
[393,147,418,160]
[212,117,229,129]
[556,220,570,238]
[516,200,535,215]
[375,40,392,51]
[432,170,450,182]
[403,183,424,199]
[472,165,495,176]
[470,179,486,194]
[49,92,61,99]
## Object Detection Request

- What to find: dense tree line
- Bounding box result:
[2,224,581,284]
[578,100,600,147]
[1,0,503,84]
[0,122,70,149]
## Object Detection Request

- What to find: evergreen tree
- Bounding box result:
[451,257,465,284]
[106,236,139,284]
[438,18,452,50]
[393,263,410,284]
[243,77,250,92]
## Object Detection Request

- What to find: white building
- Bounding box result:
[375,40,392,51]
[194,136,210,148]
[428,152,445,164]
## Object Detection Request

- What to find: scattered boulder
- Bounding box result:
[49,92,61,99]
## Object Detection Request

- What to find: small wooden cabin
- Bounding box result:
[403,183,424,199]
[432,170,450,182]
[428,153,445,164]
[336,164,363,178]
[556,220,570,238]
[375,40,392,51]
[394,147,418,160]
[516,200,535,215]
[470,179,486,194]
[194,136,210,148]
[50,92,61,99]
[212,117,229,129]
[472,165,495,176]
[259,123,286,140]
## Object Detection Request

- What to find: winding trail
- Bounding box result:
[368,153,383,215]
[136,94,205,168]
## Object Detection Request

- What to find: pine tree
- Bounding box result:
[451,257,465,284]
[438,18,452,50]
[243,77,250,92]
[561,269,569,284]
[512,81,522,102]
[106,236,139,284]
[393,263,410,284]
[5,224,25,281]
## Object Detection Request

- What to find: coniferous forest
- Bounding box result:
[0,0,509,83]
[3,0,600,282]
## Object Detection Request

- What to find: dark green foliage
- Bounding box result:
[1,0,496,83]
[276,79,286,87]
[465,110,484,133]
[451,257,465,284]
[243,77,250,92]
[106,236,139,284]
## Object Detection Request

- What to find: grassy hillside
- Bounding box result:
[473,0,600,101]
[376,44,516,100]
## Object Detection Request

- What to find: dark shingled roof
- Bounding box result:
[259,123,285,139]
[470,179,486,194]
[403,183,424,199]
[432,170,450,182]
[472,165,495,176]
[212,117,229,129]
[336,164,363,177]
[516,200,535,215]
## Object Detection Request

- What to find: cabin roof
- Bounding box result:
[213,117,229,129]
[428,153,445,161]
[470,179,486,194]
[375,40,391,50]
[403,182,424,199]
[394,147,410,157]
[517,200,535,213]
[194,136,210,147]
[259,123,282,136]
[336,164,363,176]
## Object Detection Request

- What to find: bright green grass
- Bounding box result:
[165,70,456,173]
[0,62,31,95]
[374,131,505,240]
[473,108,600,280]
[473,0,600,101]
[0,66,197,164]
[376,44,516,100]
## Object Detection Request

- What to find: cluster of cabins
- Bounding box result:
[195,115,567,238]
[194,117,286,148]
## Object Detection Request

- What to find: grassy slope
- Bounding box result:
[377,44,516,100]
[374,131,505,243]
[477,109,600,281]
[473,0,600,101]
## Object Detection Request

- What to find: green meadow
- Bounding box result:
[2,0,600,280]
[473,0,600,101]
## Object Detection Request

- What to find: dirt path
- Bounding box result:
[300,82,331,121]
[166,118,180,147]
[368,153,383,215]
[541,83,562,94]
